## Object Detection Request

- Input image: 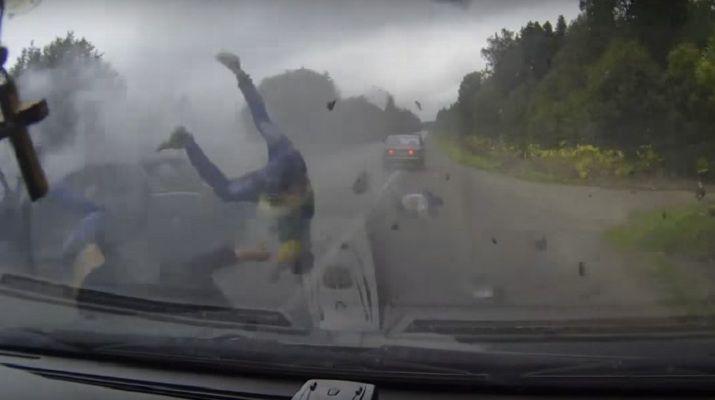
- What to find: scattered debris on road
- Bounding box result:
[535,235,548,251]
[423,189,444,217]
[340,242,349,250]
[491,237,498,245]
[326,99,337,111]
[696,180,706,201]
[390,222,400,231]
[472,285,495,300]
[352,171,369,194]
[578,261,586,276]
[396,190,444,218]
[400,193,427,217]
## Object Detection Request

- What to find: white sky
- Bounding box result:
[2,0,580,120]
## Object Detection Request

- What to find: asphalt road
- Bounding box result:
[365,135,698,330]
[230,132,700,329]
[0,132,705,335]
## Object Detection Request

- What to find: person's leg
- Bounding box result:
[216,52,290,159]
[158,127,265,202]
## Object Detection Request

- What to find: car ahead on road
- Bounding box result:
[383,134,425,170]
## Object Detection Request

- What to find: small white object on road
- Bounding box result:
[401,193,429,218]
[472,286,495,300]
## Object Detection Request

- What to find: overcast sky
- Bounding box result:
[2,0,579,120]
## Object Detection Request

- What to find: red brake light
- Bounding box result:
[408,149,415,156]
[388,149,396,155]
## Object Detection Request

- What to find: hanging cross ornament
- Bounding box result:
[0,46,49,201]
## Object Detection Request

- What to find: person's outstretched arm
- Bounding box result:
[216,52,288,154]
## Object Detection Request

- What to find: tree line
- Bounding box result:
[436,0,715,177]
[9,32,422,157]
[239,67,422,148]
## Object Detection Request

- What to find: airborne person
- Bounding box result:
[157,52,315,282]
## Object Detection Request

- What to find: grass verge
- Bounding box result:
[435,133,703,190]
[605,202,715,314]
[605,202,715,259]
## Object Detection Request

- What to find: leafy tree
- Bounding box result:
[681,0,715,47]
[437,0,715,178]
[240,68,420,147]
[620,0,689,62]
[11,32,124,152]
[384,95,422,135]
[583,40,666,150]
[555,15,568,37]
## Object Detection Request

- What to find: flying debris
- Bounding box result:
[662,212,667,220]
[390,222,400,231]
[423,190,444,217]
[491,237,498,245]
[534,235,547,251]
[578,261,586,277]
[326,99,337,111]
[444,172,451,181]
[352,171,369,195]
[414,100,422,111]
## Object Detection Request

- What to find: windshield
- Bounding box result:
[2,0,715,391]
[386,135,421,147]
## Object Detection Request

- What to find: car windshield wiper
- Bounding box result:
[5,328,715,392]
[0,327,102,355]
[0,274,303,333]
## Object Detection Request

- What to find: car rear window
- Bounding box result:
[387,136,420,146]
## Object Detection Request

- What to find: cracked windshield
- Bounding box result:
[1,0,715,382]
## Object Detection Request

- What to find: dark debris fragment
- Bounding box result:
[326,99,337,111]
[534,235,547,251]
[578,261,586,277]
[352,171,369,195]
[390,222,400,231]
[491,237,498,245]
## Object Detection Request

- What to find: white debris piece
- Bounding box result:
[472,286,495,300]
[401,193,429,218]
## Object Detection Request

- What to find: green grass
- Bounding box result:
[436,134,582,184]
[645,253,715,314]
[437,134,503,171]
[434,133,682,188]
[605,203,715,259]
[605,202,715,315]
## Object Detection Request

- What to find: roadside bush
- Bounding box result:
[449,134,665,181]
